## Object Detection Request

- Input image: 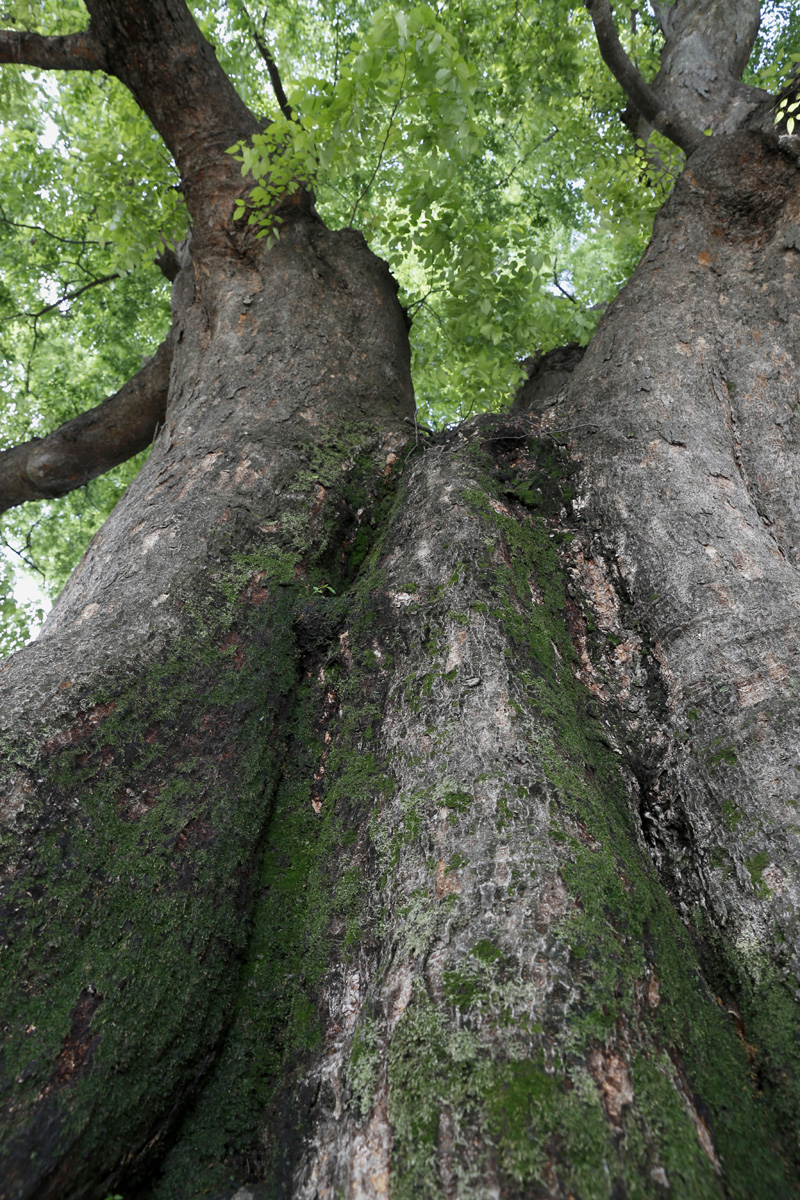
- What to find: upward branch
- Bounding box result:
[584,0,704,155]
[246,14,295,123]
[2,3,263,236]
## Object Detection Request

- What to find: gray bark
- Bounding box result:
[0,210,414,1199]
[1,3,799,1199]
[645,0,765,134]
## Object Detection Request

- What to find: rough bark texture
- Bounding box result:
[551,129,800,1170]
[625,0,766,144]
[0,205,414,1199]
[647,0,764,134]
[1,2,800,1198]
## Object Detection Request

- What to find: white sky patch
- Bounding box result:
[2,553,52,643]
[35,74,62,150]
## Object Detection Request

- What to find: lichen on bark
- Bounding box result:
[138,415,798,1200]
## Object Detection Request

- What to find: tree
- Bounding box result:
[1,1,800,1196]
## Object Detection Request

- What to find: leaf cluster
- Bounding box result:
[0,0,798,646]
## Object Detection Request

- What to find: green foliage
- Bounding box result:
[775,87,800,132]
[0,0,799,646]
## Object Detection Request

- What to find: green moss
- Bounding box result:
[0,575,301,1187]
[745,851,771,897]
[443,788,471,814]
[0,425,413,1196]
[14,420,797,1197]
[348,1018,381,1120]
[449,435,797,1197]
[146,487,414,1195]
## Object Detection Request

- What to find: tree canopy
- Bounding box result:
[0,0,798,655]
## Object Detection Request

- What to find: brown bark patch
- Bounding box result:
[219,630,246,670]
[535,874,569,932]
[588,1046,634,1124]
[564,598,606,699]
[243,570,270,604]
[668,1048,722,1172]
[311,686,339,813]
[435,859,461,898]
[49,988,103,1090]
[117,781,161,821]
[42,702,117,754]
[173,815,215,854]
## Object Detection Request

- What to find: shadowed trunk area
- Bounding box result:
[141,409,796,1200]
[0,213,414,1200]
[1,0,800,1181]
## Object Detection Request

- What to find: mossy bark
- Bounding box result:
[1,9,800,1195]
[0,208,415,1199]
[138,416,797,1200]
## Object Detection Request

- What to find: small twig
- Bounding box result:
[404,415,435,437]
[254,29,295,121]
[21,273,119,321]
[0,204,98,248]
[23,319,39,397]
[552,259,577,304]
[405,288,434,318]
[242,3,295,121]
[349,62,407,226]
[1,532,46,581]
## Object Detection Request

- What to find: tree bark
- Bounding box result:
[0,335,173,514]
[1,5,800,1200]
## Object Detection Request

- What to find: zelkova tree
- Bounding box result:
[1,1,800,1196]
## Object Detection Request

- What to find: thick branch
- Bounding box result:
[0,27,107,71]
[82,0,261,220]
[585,0,704,155]
[0,334,172,515]
[629,0,765,141]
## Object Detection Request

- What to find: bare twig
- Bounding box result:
[1,533,46,580]
[240,3,295,121]
[253,29,294,121]
[552,259,577,304]
[0,204,99,248]
[22,273,119,320]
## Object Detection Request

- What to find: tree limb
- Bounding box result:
[0,27,107,72]
[253,32,294,121]
[0,334,172,515]
[584,0,704,155]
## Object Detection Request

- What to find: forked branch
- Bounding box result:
[585,0,704,155]
[0,335,173,515]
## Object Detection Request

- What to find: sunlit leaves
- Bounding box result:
[775,89,800,132]
[1,0,799,649]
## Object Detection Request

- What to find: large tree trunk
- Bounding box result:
[2,5,800,1199]
[0,206,415,1198]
